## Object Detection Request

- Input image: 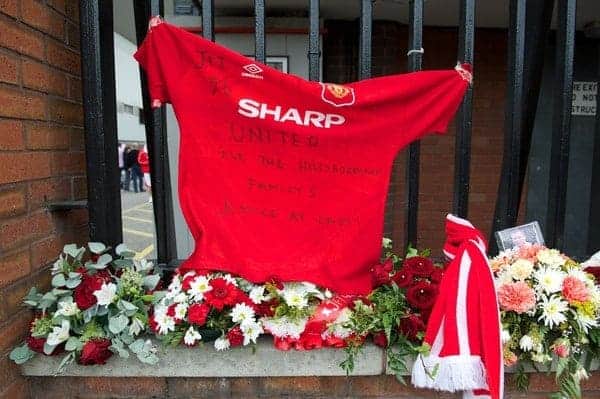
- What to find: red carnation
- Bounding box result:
[204,278,238,310]
[149,313,159,333]
[406,281,438,310]
[372,331,388,348]
[371,259,393,287]
[181,274,196,291]
[26,335,64,355]
[73,270,111,310]
[403,256,434,278]
[188,303,211,326]
[392,267,414,288]
[166,303,177,317]
[430,267,444,284]
[78,338,113,365]
[399,314,425,342]
[255,298,278,317]
[227,325,244,347]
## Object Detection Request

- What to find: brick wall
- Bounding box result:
[0,1,87,398]
[324,21,506,254]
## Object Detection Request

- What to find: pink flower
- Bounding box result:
[503,350,518,367]
[497,282,536,313]
[553,340,570,358]
[517,244,544,262]
[562,276,590,303]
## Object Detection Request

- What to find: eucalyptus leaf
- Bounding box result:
[83,307,96,323]
[96,305,109,316]
[43,342,58,355]
[65,336,82,351]
[109,314,129,334]
[115,243,135,257]
[113,259,133,269]
[96,253,112,266]
[128,338,145,353]
[9,344,35,364]
[63,243,81,258]
[65,277,82,289]
[51,273,67,288]
[142,274,160,291]
[68,271,82,279]
[88,242,106,254]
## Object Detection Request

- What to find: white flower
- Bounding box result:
[531,351,551,363]
[501,329,511,344]
[51,256,64,275]
[184,326,202,346]
[538,295,568,329]
[155,313,175,335]
[329,308,353,339]
[281,284,309,308]
[188,276,212,301]
[519,335,534,352]
[46,320,70,346]
[174,303,188,320]
[575,312,598,333]
[223,274,238,287]
[534,267,566,294]
[495,271,513,286]
[509,259,534,281]
[536,249,566,268]
[173,292,188,304]
[574,366,589,382]
[324,289,333,299]
[262,316,307,339]
[128,317,145,336]
[214,336,230,351]
[166,277,182,299]
[93,282,117,306]
[230,303,256,324]
[382,237,392,248]
[249,286,268,304]
[240,320,263,345]
[56,298,80,317]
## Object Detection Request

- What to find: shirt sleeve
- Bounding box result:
[133,22,199,105]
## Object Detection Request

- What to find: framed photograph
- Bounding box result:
[245,56,289,74]
[495,221,545,252]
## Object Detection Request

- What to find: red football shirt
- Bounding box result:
[135,21,469,294]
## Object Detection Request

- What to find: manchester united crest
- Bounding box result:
[320,83,355,107]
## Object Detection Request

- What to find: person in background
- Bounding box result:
[123,146,132,191]
[118,143,126,189]
[126,144,142,193]
[138,144,152,203]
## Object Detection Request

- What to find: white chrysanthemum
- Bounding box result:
[567,268,589,283]
[223,274,239,287]
[56,298,80,317]
[536,248,566,268]
[495,271,513,286]
[240,320,263,345]
[575,312,598,333]
[214,336,231,351]
[262,316,307,339]
[188,275,212,301]
[534,267,566,294]
[128,317,144,336]
[46,320,70,346]
[501,329,511,344]
[93,282,117,306]
[329,308,353,339]
[174,303,188,320]
[249,286,268,304]
[531,351,551,363]
[184,326,202,346]
[538,295,568,329]
[281,284,309,308]
[230,303,256,324]
[519,335,534,352]
[166,277,182,299]
[155,313,175,335]
[509,259,534,281]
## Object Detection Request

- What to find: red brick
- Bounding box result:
[0,18,45,60]
[0,86,46,120]
[46,39,80,74]
[48,0,66,13]
[0,51,18,84]
[69,127,84,150]
[22,0,64,40]
[27,176,71,211]
[77,377,167,397]
[0,187,26,218]
[0,378,30,399]
[71,175,87,199]
[0,152,52,185]
[67,75,82,101]
[0,309,31,352]
[22,60,68,96]
[0,0,18,19]
[0,267,51,322]
[66,20,79,50]
[0,211,54,251]
[50,150,85,175]
[0,119,24,150]
[30,234,66,269]
[65,0,78,22]
[0,249,30,289]
[47,97,83,125]
[0,356,27,398]
[25,122,70,150]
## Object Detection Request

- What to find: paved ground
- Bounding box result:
[121,190,156,260]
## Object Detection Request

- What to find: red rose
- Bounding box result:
[204,278,238,310]
[585,267,600,285]
[399,314,425,342]
[188,303,211,326]
[149,313,159,333]
[403,256,434,278]
[392,267,414,288]
[371,260,393,287]
[430,267,444,284]
[26,335,60,355]
[406,281,438,310]
[227,326,244,347]
[73,271,111,310]
[78,338,113,365]
[372,331,388,348]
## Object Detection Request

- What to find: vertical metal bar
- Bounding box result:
[546,0,577,249]
[358,0,372,80]
[254,0,266,63]
[588,53,600,256]
[202,0,215,41]
[308,0,320,81]
[453,0,475,218]
[134,0,177,265]
[79,0,122,247]
[405,0,423,248]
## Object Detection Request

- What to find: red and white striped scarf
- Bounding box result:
[412,214,503,399]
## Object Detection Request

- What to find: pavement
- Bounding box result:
[121,189,156,260]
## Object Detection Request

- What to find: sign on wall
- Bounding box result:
[572,81,597,116]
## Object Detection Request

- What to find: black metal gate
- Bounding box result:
[79,0,579,268]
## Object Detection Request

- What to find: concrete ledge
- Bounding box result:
[21,337,385,377]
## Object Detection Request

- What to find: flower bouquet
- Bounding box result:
[10,243,161,372]
[491,245,600,398]
[151,270,264,350]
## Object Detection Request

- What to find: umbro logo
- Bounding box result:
[241,63,264,79]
